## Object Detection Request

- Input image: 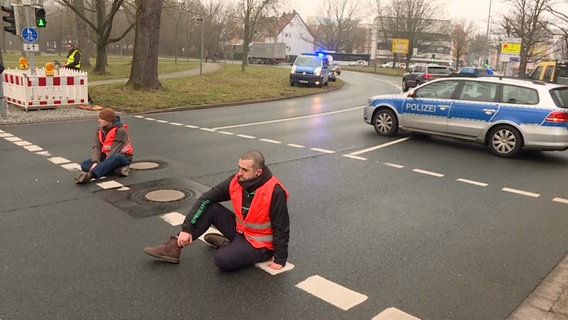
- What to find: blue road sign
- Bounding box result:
[21,27,38,43]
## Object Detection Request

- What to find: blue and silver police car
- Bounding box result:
[363,77,568,157]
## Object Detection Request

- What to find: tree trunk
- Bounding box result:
[127,0,162,90]
[74,0,91,68]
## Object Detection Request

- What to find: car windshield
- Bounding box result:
[550,87,568,108]
[428,66,450,75]
[295,56,320,67]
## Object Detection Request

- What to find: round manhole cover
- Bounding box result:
[132,186,195,205]
[131,161,160,170]
[145,189,186,202]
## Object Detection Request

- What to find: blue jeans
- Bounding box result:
[80,153,131,178]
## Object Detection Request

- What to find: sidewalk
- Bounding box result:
[0,62,221,126]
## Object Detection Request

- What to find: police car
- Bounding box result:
[363,77,568,157]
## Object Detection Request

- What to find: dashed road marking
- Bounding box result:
[48,157,71,164]
[287,143,305,148]
[383,162,404,168]
[372,307,420,320]
[295,275,368,310]
[199,127,216,132]
[343,154,367,160]
[259,138,281,144]
[553,197,568,204]
[502,187,540,198]
[310,147,335,154]
[457,178,488,187]
[237,134,256,139]
[96,180,125,190]
[412,168,444,177]
[161,211,185,226]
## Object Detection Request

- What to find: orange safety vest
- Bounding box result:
[98,124,134,156]
[229,174,288,250]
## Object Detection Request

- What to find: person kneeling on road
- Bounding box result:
[75,108,134,184]
[144,150,290,272]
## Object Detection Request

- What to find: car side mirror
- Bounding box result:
[407,91,415,98]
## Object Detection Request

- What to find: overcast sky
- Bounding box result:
[287,0,511,29]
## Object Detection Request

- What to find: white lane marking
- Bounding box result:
[161,212,186,226]
[372,307,420,320]
[287,143,305,148]
[369,76,404,90]
[412,168,444,177]
[0,133,14,137]
[14,140,31,146]
[502,187,540,198]
[170,122,183,126]
[61,163,81,171]
[350,137,411,156]
[295,275,368,311]
[259,138,281,144]
[457,178,488,187]
[23,145,43,152]
[5,136,21,142]
[553,197,568,204]
[343,154,367,161]
[144,117,155,121]
[156,120,168,123]
[218,131,235,135]
[237,134,256,139]
[36,151,51,156]
[48,157,71,164]
[310,147,335,154]
[134,115,144,119]
[199,128,216,132]
[184,124,199,128]
[96,180,124,189]
[213,106,363,130]
[383,162,404,168]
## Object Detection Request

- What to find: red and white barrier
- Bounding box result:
[2,68,88,111]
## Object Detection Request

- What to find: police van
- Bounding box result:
[289,54,330,88]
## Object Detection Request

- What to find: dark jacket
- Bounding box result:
[91,116,133,163]
[182,166,290,266]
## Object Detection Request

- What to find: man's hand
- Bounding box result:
[267,259,283,270]
[89,162,98,171]
[177,231,193,247]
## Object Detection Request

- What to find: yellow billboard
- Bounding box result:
[392,38,409,54]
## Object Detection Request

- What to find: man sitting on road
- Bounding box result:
[144,150,290,272]
[75,108,134,184]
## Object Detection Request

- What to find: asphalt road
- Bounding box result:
[1,70,568,320]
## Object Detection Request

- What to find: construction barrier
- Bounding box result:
[2,68,88,111]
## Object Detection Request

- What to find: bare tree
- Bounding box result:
[374,0,440,67]
[236,0,281,72]
[499,0,551,77]
[451,20,475,68]
[314,0,362,52]
[57,0,135,74]
[545,0,568,59]
[127,0,162,89]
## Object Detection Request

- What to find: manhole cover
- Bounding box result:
[145,189,186,202]
[131,161,161,170]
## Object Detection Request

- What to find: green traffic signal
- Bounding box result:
[35,8,46,27]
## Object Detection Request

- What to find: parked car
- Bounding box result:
[289,54,330,88]
[449,67,494,77]
[349,60,368,67]
[330,62,341,75]
[529,60,568,84]
[402,64,452,92]
[380,62,398,68]
[363,77,568,157]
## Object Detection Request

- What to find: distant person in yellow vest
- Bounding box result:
[64,41,94,104]
[64,41,81,70]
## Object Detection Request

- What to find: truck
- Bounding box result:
[247,42,287,65]
[529,60,568,84]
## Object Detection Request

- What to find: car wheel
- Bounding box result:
[290,81,295,87]
[372,108,398,136]
[402,80,408,92]
[488,125,523,157]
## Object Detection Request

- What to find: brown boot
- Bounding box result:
[204,233,230,249]
[144,235,182,263]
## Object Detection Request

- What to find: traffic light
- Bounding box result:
[1,5,17,35]
[35,8,46,28]
[431,54,436,63]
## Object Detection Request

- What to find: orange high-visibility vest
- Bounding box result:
[229,174,288,250]
[98,125,134,156]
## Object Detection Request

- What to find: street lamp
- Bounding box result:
[486,0,493,67]
[196,17,204,76]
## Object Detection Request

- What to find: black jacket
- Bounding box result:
[182,166,290,266]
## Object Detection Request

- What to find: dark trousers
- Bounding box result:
[80,153,130,178]
[189,203,273,272]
